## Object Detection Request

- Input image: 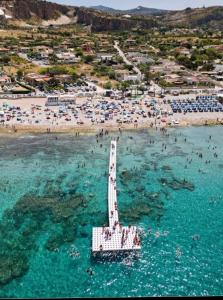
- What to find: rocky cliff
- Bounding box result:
[0,0,70,20]
[74,7,158,31]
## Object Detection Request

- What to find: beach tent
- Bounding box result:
[0,110,4,116]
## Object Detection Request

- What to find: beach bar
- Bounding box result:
[92,140,141,253]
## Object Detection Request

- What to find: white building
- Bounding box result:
[55,52,80,63]
[116,70,142,82]
[46,94,76,106]
[97,53,114,63]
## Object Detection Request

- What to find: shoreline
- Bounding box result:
[0,117,222,137]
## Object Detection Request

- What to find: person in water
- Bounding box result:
[86,268,94,276]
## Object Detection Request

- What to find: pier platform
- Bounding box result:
[92,140,141,253]
[92,226,141,252]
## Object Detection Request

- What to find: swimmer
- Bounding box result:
[192,234,200,241]
[176,247,181,258]
[86,268,94,276]
[154,231,161,238]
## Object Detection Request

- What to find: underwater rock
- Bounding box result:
[135,186,145,193]
[160,178,168,185]
[0,186,89,286]
[119,169,146,186]
[79,231,88,238]
[159,177,195,191]
[0,253,29,285]
[161,165,172,171]
[120,170,134,183]
[45,234,64,251]
[120,203,152,223]
[142,163,150,171]
[147,192,160,201]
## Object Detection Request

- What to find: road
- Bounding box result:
[114,41,142,77]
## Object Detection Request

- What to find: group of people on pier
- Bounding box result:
[100,222,141,250]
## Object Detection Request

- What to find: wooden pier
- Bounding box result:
[92,140,141,253]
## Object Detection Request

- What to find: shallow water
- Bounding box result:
[0,126,223,297]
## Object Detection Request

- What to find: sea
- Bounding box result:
[0,125,223,298]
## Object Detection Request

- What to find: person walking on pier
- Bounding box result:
[115,201,118,210]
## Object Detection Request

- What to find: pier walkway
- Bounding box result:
[92,140,141,253]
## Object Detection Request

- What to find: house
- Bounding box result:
[97,53,114,63]
[55,52,80,63]
[31,46,54,59]
[20,47,30,53]
[213,75,223,81]
[0,47,10,54]
[54,74,73,84]
[163,74,184,85]
[39,50,53,59]
[184,76,200,85]
[82,43,94,53]
[214,64,223,75]
[125,39,137,46]
[115,70,141,82]
[175,47,191,56]
[127,52,155,65]
[24,73,51,85]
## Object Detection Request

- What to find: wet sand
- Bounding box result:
[0,116,222,137]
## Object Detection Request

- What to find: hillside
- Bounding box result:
[0,0,160,30]
[90,5,168,16]
[0,0,222,32]
[164,6,223,31]
[75,6,159,31]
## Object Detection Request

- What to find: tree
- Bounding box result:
[125,64,133,71]
[120,81,130,92]
[185,7,192,12]
[0,55,10,65]
[76,49,83,57]
[103,81,112,90]
[49,53,58,64]
[71,72,79,82]
[144,71,151,83]
[16,69,23,81]
[83,55,94,64]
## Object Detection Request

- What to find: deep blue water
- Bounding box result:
[0,126,223,297]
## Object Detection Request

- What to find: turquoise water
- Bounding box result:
[0,126,223,297]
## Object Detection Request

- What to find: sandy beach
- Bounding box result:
[0,96,222,136]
